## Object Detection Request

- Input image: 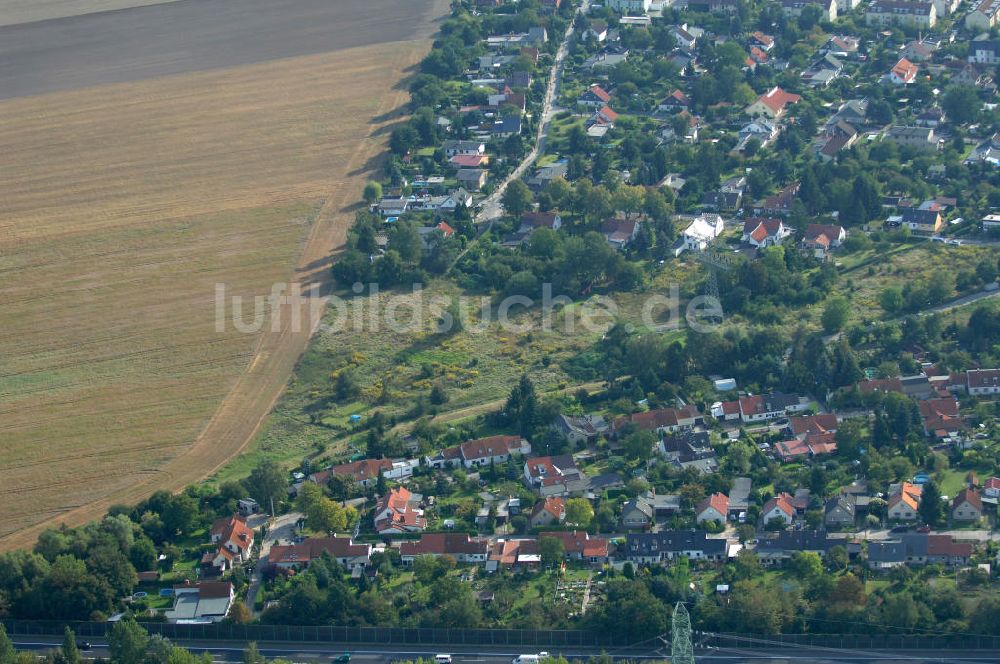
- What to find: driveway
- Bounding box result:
[247,511,303,617]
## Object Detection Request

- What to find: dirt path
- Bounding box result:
[389,379,610,435]
[0,37,435,552]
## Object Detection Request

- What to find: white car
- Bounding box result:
[435,656,452,664]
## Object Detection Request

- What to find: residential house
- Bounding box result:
[625,531,728,564]
[968,369,1000,395]
[781,0,837,20]
[734,120,779,152]
[729,477,753,515]
[887,482,922,521]
[915,107,946,128]
[984,477,1000,498]
[658,89,691,112]
[825,495,857,528]
[579,85,612,108]
[741,217,790,248]
[658,431,718,473]
[751,31,775,51]
[553,413,609,445]
[524,455,589,496]
[585,51,630,69]
[686,0,740,12]
[399,533,491,564]
[607,0,653,12]
[621,495,656,529]
[802,223,846,259]
[901,207,942,234]
[520,210,562,233]
[827,35,860,56]
[831,98,868,127]
[583,20,609,42]
[529,497,567,528]
[888,58,919,84]
[442,140,486,157]
[866,0,936,28]
[745,87,801,119]
[969,40,1000,65]
[457,169,488,191]
[918,397,963,438]
[966,0,1000,30]
[268,537,371,571]
[711,399,741,421]
[311,458,393,488]
[539,530,609,564]
[459,435,531,468]
[902,39,937,62]
[526,160,568,189]
[695,492,729,524]
[757,182,800,216]
[755,530,834,565]
[491,116,522,137]
[802,53,843,88]
[374,487,426,535]
[952,489,983,521]
[209,515,255,563]
[738,392,807,422]
[602,217,641,248]
[966,132,1000,166]
[674,214,725,254]
[488,538,540,569]
[788,413,839,438]
[449,153,489,169]
[886,125,938,151]
[762,493,796,526]
[613,405,702,436]
[165,582,234,624]
[669,25,698,49]
[377,197,409,217]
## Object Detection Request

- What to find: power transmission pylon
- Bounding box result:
[688,249,734,324]
[671,602,695,664]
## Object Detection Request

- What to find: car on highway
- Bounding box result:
[512,652,549,664]
[79,643,92,651]
[435,656,452,664]
[334,654,351,663]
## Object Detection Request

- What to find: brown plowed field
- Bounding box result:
[0,0,446,549]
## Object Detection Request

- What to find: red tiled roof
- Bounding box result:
[588,85,611,102]
[531,497,566,520]
[211,515,255,550]
[985,477,1000,490]
[790,414,839,437]
[953,488,982,511]
[539,530,608,558]
[859,378,904,394]
[399,533,488,557]
[891,58,918,82]
[615,405,700,432]
[520,212,560,229]
[597,105,619,122]
[460,434,524,460]
[269,537,370,566]
[751,31,774,46]
[755,87,801,114]
[927,535,973,557]
[763,492,795,517]
[697,492,729,517]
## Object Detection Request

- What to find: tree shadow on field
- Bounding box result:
[347,150,391,178]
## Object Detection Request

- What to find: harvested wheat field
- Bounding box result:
[0,0,445,548]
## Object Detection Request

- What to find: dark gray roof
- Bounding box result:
[627,531,727,556]
[757,529,832,554]
[868,540,906,563]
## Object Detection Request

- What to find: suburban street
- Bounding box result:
[15,638,1000,664]
[246,511,303,617]
[477,0,590,222]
